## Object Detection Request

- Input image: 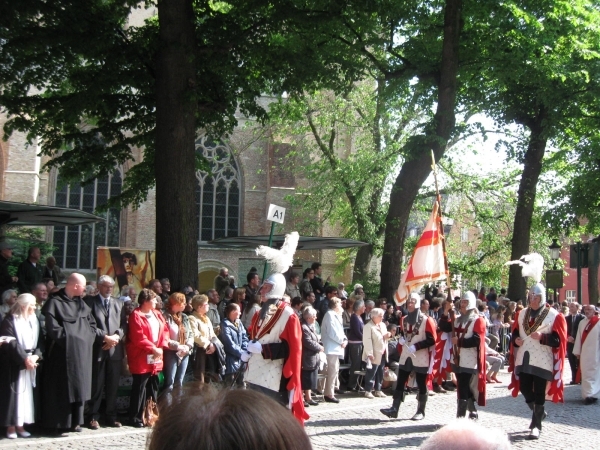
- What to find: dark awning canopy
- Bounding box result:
[0,201,104,227]
[209,235,369,250]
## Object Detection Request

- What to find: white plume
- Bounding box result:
[255,231,299,273]
[504,252,544,283]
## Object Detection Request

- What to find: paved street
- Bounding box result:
[0,368,597,449]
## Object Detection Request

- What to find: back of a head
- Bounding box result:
[420,419,511,450]
[149,387,312,450]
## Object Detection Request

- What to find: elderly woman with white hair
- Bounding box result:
[321,296,348,403]
[362,307,391,399]
[0,293,43,438]
[0,289,18,319]
[301,306,324,407]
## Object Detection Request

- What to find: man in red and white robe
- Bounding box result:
[508,282,567,440]
[438,291,487,420]
[380,293,437,420]
[573,304,600,405]
[243,272,308,425]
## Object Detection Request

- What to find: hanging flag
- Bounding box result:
[395,198,449,305]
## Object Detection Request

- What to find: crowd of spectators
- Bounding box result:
[1,246,597,445]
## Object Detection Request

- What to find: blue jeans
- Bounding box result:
[365,363,384,392]
[162,350,189,391]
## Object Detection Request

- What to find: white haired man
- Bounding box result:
[421,419,511,450]
[84,275,126,429]
[573,304,600,405]
[508,282,567,439]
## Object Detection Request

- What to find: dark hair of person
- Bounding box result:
[138,288,156,305]
[224,302,240,319]
[148,387,312,450]
[247,294,261,307]
[291,297,303,308]
[147,278,160,289]
[387,323,397,332]
[477,302,486,312]
[246,272,259,284]
[122,252,138,265]
[302,290,314,301]
[325,285,337,295]
[28,246,39,257]
[430,299,441,310]
[547,298,554,305]
[289,271,299,281]
[310,262,321,271]
[303,267,313,278]
[500,288,506,295]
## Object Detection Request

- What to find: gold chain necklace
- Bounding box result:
[523,305,550,336]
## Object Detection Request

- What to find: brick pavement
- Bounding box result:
[0,369,597,449]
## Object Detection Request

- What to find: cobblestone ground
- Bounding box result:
[0,368,597,450]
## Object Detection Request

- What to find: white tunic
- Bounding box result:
[452,316,478,373]
[515,306,558,380]
[573,317,600,399]
[13,314,39,426]
[245,304,294,392]
[399,312,431,371]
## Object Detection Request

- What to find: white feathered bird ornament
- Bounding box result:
[504,252,544,283]
[255,231,299,274]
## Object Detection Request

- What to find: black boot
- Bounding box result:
[528,404,545,440]
[456,399,468,418]
[380,392,404,419]
[467,398,478,420]
[411,393,428,421]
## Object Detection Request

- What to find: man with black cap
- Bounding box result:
[0,242,18,299]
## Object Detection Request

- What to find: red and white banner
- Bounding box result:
[394,199,449,305]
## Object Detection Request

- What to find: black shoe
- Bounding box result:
[569,381,578,385]
[49,429,68,438]
[71,425,83,433]
[584,397,598,405]
[304,401,310,407]
[335,389,347,395]
[433,385,447,394]
[130,420,145,428]
[307,399,319,406]
[324,396,340,403]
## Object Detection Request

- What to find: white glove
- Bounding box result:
[247,340,263,354]
[241,352,251,362]
[408,345,416,353]
[398,337,406,346]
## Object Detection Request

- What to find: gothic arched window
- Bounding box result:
[53,171,122,270]
[195,136,241,242]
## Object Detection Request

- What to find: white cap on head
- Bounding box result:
[530,282,546,306]
[262,273,287,300]
[409,292,421,309]
[461,291,477,310]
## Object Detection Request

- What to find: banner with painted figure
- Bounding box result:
[97,247,155,294]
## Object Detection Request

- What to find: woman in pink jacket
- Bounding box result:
[126,289,168,428]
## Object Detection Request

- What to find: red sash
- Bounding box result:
[249,301,286,341]
[576,315,599,383]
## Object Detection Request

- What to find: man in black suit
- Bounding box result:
[566,302,585,384]
[85,275,127,429]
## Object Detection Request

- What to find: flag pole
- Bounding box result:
[430,151,450,285]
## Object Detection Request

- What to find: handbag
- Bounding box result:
[142,398,159,427]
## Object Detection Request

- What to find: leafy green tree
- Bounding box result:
[0,0,381,288]
[267,77,427,282]
[463,0,600,301]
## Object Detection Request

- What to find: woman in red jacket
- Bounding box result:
[126,289,168,427]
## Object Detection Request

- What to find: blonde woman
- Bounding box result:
[362,307,391,399]
[0,293,42,438]
[188,295,217,383]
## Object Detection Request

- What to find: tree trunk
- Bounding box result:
[352,244,373,283]
[154,0,198,290]
[507,117,547,303]
[379,0,462,301]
